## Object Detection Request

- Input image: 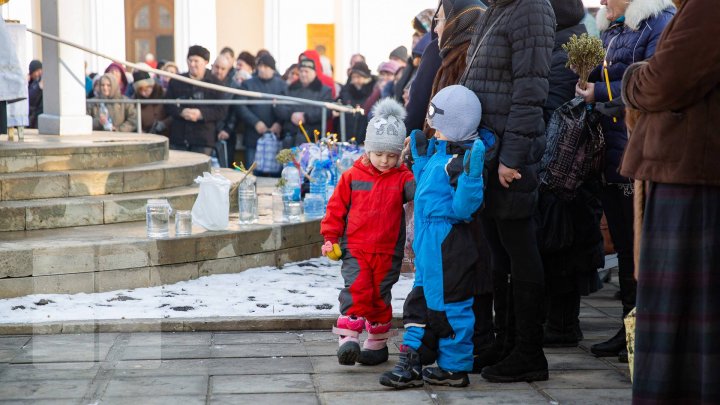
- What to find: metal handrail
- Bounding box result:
[86,98,348,139]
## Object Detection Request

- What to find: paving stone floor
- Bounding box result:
[0,279,630,404]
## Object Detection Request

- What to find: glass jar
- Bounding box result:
[272,191,288,223]
[146,199,172,238]
[238,180,258,225]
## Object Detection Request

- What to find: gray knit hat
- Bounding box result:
[427,85,482,142]
[365,98,407,154]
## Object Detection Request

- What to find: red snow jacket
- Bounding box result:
[321,158,415,255]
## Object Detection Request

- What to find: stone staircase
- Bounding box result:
[0,133,321,299]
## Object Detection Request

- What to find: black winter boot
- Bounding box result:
[379,348,423,389]
[422,367,470,387]
[592,262,635,358]
[590,326,626,357]
[543,291,581,348]
[473,275,515,373]
[481,280,549,383]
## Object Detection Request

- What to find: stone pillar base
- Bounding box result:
[38,114,93,136]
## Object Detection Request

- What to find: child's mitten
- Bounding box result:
[322,240,342,261]
[463,139,486,178]
[410,129,434,158]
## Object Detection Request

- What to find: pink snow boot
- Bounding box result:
[333,315,365,365]
[358,320,396,365]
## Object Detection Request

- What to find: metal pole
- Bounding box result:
[136,101,142,134]
[0,102,7,136]
[339,111,346,142]
[321,107,327,138]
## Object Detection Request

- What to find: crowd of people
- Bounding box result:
[24,12,445,172]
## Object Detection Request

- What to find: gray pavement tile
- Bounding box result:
[114,357,313,377]
[303,341,400,357]
[99,396,206,405]
[534,369,631,389]
[28,333,118,346]
[121,344,211,360]
[211,373,315,394]
[103,375,208,397]
[429,378,531,391]
[299,331,337,342]
[0,379,91,400]
[210,343,308,358]
[0,350,16,362]
[313,372,390,392]
[0,362,101,381]
[0,336,30,350]
[210,393,319,405]
[126,332,212,346]
[582,297,623,308]
[547,353,612,370]
[0,400,78,405]
[433,389,549,404]
[213,331,302,345]
[11,341,113,363]
[542,346,586,355]
[579,306,608,318]
[311,355,397,374]
[542,388,632,404]
[596,307,624,318]
[320,389,434,405]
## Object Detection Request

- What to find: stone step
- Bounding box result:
[0,185,202,232]
[0,167,263,232]
[0,151,210,201]
[0,132,168,174]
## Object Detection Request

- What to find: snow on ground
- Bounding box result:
[0,258,415,324]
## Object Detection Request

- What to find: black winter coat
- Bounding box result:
[164,70,227,148]
[544,24,586,122]
[338,79,375,143]
[224,74,288,148]
[276,78,333,147]
[463,0,555,219]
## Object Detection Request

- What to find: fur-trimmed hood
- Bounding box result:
[597,0,674,31]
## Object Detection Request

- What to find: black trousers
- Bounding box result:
[482,216,545,286]
[600,184,636,315]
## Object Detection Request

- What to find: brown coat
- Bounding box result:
[620,0,720,186]
[136,84,171,135]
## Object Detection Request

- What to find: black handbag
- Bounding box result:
[540,97,604,200]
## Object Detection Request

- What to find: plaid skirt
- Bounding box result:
[633,183,720,404]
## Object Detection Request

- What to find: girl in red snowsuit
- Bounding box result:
[321,98,415,366]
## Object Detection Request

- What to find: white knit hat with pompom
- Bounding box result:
[364,98,407,154]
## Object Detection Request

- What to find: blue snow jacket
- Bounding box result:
[589,1,675,183]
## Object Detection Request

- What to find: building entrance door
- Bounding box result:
[124,0,174,64]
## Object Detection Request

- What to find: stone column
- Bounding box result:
[38,0,92,135]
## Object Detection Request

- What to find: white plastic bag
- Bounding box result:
[191,172,232,231]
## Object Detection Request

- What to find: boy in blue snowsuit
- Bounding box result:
[380,85,491,388]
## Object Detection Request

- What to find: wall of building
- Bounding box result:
[216,0,265,59]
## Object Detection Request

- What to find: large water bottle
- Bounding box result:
[281,163,302,202]
[309,160,329,202]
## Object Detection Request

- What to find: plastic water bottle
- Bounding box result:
[309,160,329,203]
[100,103,113,131]
[303,193,325,219]
[281,163,302,202]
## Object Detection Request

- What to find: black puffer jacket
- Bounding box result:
[276,77,333,147]
[164,70,227,148]
[463,0,555,219]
